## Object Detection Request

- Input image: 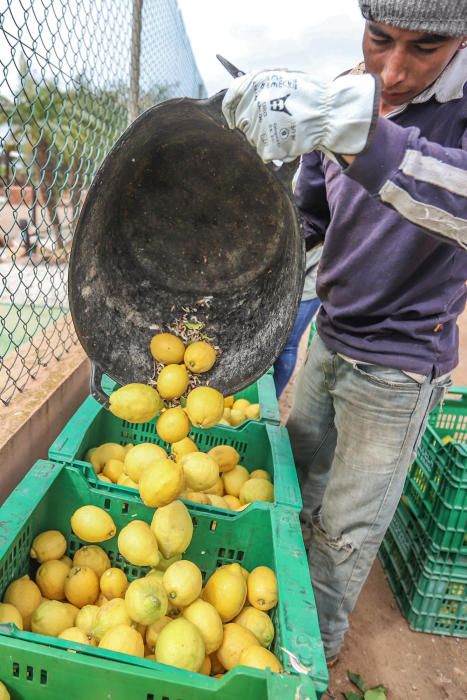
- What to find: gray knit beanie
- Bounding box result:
[359,1,467,37]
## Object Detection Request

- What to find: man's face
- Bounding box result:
[362,21,465,112]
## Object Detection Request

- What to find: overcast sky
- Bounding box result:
[177,0,366,95]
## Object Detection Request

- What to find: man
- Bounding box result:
[222,0,467,664]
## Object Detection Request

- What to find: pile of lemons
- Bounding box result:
[220,395,260,427]
[1,506,282,677]
[86,439,274,510]
[108,332,261,437]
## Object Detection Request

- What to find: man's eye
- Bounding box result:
[371,37,390,45]
[414,45,439,54]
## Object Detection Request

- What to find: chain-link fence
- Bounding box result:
[0,0,205,405]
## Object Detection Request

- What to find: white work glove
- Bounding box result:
[222,69,379,163]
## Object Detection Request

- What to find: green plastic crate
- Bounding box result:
[379,501,467,636]
[48,396,302,512]
[0,461,327,697]
[0,635,318,700]
[403,387,467,555]
[101,373,280,426]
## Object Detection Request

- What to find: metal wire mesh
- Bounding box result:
[0,0,205,405]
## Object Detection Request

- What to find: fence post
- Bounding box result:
[128,0,144,125]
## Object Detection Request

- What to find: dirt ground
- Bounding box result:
[279,314,467,700]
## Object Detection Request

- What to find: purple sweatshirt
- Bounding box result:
[295,54,467,377]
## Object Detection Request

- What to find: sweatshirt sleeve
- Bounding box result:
[345,117,467,249]
[293,152,331,249]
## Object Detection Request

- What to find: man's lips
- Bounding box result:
[381,89,411,101]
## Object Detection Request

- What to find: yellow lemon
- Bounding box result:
[183,491,209,505]
[35,559,69,600]
[3,575,42,630]
[183,598,224,654]
[229,409,246,427]
[60,555,73,568]
[150,333,185,364]
[75,604,99,636]
[204,477,224,496]
[186,387,224,429]
[124,443,168,482]
[216,623,259,670]
[90,443,126,474]
[224,396,235,408]
[64,566,100,608]
[217,418,231,426]
[239,478,274,504]
[117,473,138,489]
[239,645,283,672]
[157,364,190,399]
[31,600,75,637]
[0,681,9,700]
[156,407,190,443]
[151,500,193,559]
[96,592,110,607]
[171,437,199,462]
[233,607,275,647]
[155,618,205,672]
[73,545,111,578]
[118,520,160,567]
[247,567,278,611]
[0,602,23,629]
[207,445,240,473]
[100,568,129,599]
[58,626,92,645]
[139,458,185,507]
[98,474,112,483]
[200,656,212,675]
[223,407,232,421]
[99,624,144,657]
[223,465,250,497]
[183,341,217,374]
[145,615,171,652]
[249,469,271,481]
[70,505,116,543]
[102,459,125,482]
[206,495,229,509]
[92,598,132,641]
[223,495,241,510]
[232,399,250,413]
[123,443,134,455]
[203,565,247,622]
[244,403,260,420]
[109,383,163,423]
[163,560,202,607]
[30,530,67,563]
[125,577,168,625]
[180,452,219,491]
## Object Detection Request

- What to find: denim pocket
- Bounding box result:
[353,363,421,392]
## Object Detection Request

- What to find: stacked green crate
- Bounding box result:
[0,461,327,698]
[379,387,467,636]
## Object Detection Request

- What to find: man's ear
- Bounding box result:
[460,36,467,49]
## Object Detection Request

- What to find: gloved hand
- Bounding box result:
[222,69,379,163]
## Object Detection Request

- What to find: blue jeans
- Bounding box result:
[286,333,451,658]
[274,298,321,397]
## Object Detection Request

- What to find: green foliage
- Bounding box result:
[342,671,388,700]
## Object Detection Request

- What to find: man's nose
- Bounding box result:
[380,48,408,88]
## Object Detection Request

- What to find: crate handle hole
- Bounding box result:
[40,670,48,685]
[210,520,217,531]
[227,549,234,559]
[237,550,244,561]
[26,665,33,681]
[192,517,198,527]
[218,548,225,557]
[104,498,111,510]
[146,695,154,700]
[12,663,19,677]
[122,503,129,514]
